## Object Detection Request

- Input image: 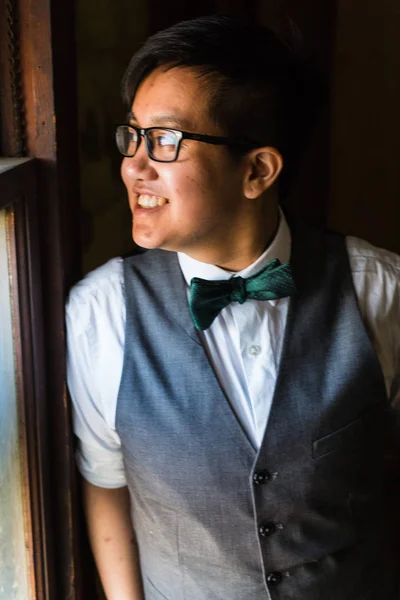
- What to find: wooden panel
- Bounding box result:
[6,0,96,597]
[329,0,400,252]
[0,0,21,155]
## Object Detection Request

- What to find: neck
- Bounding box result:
[215,205,280,272]
[177,195,281,271]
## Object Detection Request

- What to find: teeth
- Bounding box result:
[138,194,167,208]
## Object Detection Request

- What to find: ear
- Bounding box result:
[243,147,283,199]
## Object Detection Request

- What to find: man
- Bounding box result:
[66,15,400,600]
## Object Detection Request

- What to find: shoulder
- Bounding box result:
[346,236,400,285]
[345,237,400,397]
[66,257,124,338]
[345,237,400,353]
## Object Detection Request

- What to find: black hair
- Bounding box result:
[122,15,325,195]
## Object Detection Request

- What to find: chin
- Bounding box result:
[133,238,160,250]
[132,230,161,250]
[132,229,185,254]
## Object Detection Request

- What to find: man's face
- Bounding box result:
[121,66,251,265]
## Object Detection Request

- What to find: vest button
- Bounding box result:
[259,522,277,537]
[253,470,270,485]
[266,571,283,586]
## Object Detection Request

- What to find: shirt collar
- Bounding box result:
[178,209,292,286]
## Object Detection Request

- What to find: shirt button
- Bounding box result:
[248,344,261,356]
[266,572,283,587]
[259,522,277,537]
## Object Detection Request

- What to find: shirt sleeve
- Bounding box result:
[346,236,400,407]
[66,258,127,488]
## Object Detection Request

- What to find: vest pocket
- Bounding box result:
[312,403,384,459]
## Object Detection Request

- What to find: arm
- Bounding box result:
[83,481,144,600]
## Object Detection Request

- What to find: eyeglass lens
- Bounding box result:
[116,125,179,161]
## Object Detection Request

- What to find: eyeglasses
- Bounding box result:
[115,124,255,163]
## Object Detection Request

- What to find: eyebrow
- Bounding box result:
[126,111,194,131]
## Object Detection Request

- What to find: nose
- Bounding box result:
[121,137,157,182]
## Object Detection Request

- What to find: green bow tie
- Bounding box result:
[189,259,297,331]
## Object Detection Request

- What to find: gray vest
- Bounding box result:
[116,223,398,600]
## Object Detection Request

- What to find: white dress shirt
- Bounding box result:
[66,214,400,488]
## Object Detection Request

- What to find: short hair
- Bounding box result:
[122,15,324,195]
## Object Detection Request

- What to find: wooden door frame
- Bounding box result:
[1,0,96,597]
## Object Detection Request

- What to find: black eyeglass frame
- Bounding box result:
[115,124,257,163]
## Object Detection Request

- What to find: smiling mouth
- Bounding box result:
[137,194,168,208]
